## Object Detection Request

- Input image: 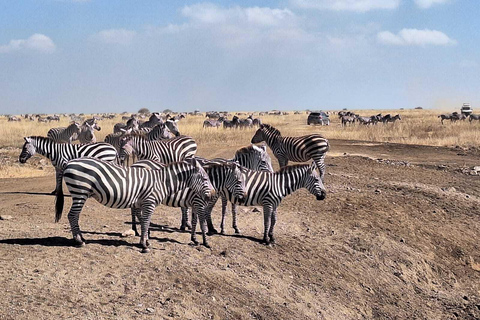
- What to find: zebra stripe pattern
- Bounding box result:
[19,136,117,200]
[57,157,215,252]
[47,122,81,144]
[251,124,329,180]
[119,134,197,165]
[213,163,326,244]
[131,158,246,247]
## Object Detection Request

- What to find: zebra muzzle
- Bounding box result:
[316,191,326,201]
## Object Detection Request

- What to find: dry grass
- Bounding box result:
[0,109,478,177]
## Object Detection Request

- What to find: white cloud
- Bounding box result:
[377,29,456,46]
[291,0,400,12]
[93,29,136,45]
[0,34,56,53]
[181,3,295,27]
[414,0,449,9]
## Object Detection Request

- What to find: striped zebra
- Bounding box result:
[251,124,329,180]
[114,117,139,133]
[131,159,246,248]
[76,119,101,144]
[47,122,81,144]
[207,163,326,245]
[183,145,274,234]
[56,157,215,252]
[137,122,177,140]
[18,136,117,197]
[119,134,197,165]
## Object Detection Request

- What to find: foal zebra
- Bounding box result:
[251,124,329,180]
[131,159,246,248]
[57,157,215,252]
[207,163,326,244]
[47,122,81,144]
[19,136,117,197]
[119,134,197,165]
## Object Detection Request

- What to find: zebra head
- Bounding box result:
[211,161,247,203]
[251,124,279,144]
[305,163,326,201]
[251,145,274,173]
[185,157,216,201]
[165,119,180,137]
[118,136,134,164]
[19,137,36,163]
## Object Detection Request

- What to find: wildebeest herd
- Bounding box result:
[18,112,328,253]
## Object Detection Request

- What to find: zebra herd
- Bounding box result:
[203,115,262,129]
[438,112,480,124]
[338,111,402,126]
[18,116,329,252]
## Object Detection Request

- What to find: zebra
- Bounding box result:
[18,136,117,197]
[114,117,139,133]
[139,113,162,129]
[469,114,480,123]
[251,124,329,181]
[76,119,101,144]
[136,122,176,140]
[382,114,402,124]
[223,116,240,129]
[203,117,224,128]
[341,115,356,126]
[56,157,215,252]
[119,135,197,165]
[206,163,326,245]
[8,116,21,122]
[131,159,246,248]
[177,144,274,234]
[47,122,81,144]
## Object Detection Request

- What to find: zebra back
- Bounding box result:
[47,122,81,144]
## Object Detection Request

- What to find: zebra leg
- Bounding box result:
[139,202,155,253]
[206,196,219,235]
[197,206,211,248]
[220,195,228,235]
[231,203,241,234]
[131,208,141,236]
[180,207,192,230]
[67,196,87,246]
[262,204,274,245]
[268,208,278,244]
[190,205,199,246]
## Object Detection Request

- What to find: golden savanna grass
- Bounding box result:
[0,109,478,178]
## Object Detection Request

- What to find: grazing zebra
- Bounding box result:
[131,159,246,248]
[341,115,356,126]
[251,124,329,180]
[56,157,215,252]
[203,117,224,128]
[119,134,197,165]
[206,163,326,244]
[47,122,81,144]
[469,114,480,123]
[18,136,117,197]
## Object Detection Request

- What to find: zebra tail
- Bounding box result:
[55,186,64,223]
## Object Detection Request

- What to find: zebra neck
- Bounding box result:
[265,133,282,150]
[274,169,305,198]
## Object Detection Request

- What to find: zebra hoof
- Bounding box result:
[189,241,199,247]
[141,247,150,253]
[220,230,226,235]
[234,229,241,234]
[203,243,211,249]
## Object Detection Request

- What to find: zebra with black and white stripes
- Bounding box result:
[47,122,81,144]
[251,124,329,180]
[206,163,326,245]
[56,157,215,252]
[18,136,117,197]
[119,134,197,165]
[131,159,246,248]
[76,119,101,144]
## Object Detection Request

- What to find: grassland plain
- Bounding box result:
[0,109,479,319]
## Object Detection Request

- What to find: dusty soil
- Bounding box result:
[0,140,479,320]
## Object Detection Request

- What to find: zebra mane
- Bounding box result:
[262,124,282,137]
[275,164,310,174]
[26,136,55,143]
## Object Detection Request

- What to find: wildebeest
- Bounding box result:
[469,114,480,123]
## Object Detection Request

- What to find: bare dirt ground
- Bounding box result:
[1,139,479,320]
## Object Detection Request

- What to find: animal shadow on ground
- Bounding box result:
[0,191,69,197]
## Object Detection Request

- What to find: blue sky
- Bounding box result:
[0,0,478,114]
